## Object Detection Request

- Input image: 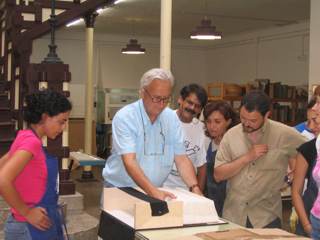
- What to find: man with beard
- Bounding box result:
[163,84,208,191]
[214,90,306,228]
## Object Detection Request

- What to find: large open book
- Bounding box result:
[102,187,225,230]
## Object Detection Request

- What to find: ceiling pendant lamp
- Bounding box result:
[121,39,146,54]
[190,17,222,40]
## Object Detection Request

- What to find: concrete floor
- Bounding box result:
[73,166,293,233]
[72,166,104,219]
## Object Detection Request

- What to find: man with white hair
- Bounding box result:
[102,68,202,200]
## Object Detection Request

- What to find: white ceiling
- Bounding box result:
[69,0,310,39]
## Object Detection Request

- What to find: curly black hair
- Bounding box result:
[180,83,208,109]
[24,89,72,124]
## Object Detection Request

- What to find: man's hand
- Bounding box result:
[190,185,203,196]
[247,144,268,162]
[150,188,176,201]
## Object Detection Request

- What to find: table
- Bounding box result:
[135,221,241,240]
[98,210,240,240]
[69,151,106,167]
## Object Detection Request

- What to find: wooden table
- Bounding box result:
[69,151,106,167]
[135,221,241,240]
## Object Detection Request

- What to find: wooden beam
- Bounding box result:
[17,0,114,46]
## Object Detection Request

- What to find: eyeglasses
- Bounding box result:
[144,88,171,104]
[143,121,165,156]
[185,99,201,109]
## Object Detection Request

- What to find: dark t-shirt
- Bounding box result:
[297,138,317,181]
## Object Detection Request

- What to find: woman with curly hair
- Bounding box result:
[0,89,72,240]
[203,100,239,216]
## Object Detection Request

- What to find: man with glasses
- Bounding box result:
[102,68,202,200]
[163,84,208,192]
[214,90,306,228]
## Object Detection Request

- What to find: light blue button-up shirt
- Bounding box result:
[102,99,185,187]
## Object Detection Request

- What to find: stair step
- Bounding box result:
[0,108,12,121]
[0,141,12,156]
[59,192,84,215]
[66,212,99,240]
[0,121,15,139]
[0,100,9,108]
[0,121,14,126]
[0,81,10,91]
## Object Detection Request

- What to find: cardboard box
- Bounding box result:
[102,187,183,230]
[98,187,226,240]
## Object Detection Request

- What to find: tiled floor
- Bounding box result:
[73,166,293,233]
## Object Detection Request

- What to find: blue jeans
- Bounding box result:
[4,214,32,240]
[311,213,320,240]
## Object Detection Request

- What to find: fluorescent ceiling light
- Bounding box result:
[66,18,84,27]
[190,18,222,40]
[97,8,105,14]
[114,0,125,4]
[121,39,145,55]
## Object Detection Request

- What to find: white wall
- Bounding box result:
[309,0,320,93]
[31,21,310,117]
[31,30,207,117]
[206,22,309,87]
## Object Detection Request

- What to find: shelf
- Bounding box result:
[207,82,307,127]
[208,96,242,101]
[272,98,306,103]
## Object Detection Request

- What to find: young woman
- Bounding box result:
[0,90,72,240]
[203,100,239,216]
[292,98,320,237]
[311,135,320,239]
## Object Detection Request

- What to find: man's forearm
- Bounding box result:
[214,154,250,182]
[175,155,198,187]
[122,157,157,196]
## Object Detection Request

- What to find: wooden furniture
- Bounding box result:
[135,221,240,240]
[207,83,244,101]
[207,83,245,110]
[69,151,106,167]
[207,82,307,126]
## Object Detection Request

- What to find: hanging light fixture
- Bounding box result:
[121,39,145,54]
[190,17,222,40]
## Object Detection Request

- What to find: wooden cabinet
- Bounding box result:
[207,83,244,110]
[207,82,307,126]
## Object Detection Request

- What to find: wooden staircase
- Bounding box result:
[0,83,14,156]
[0,0,114,156]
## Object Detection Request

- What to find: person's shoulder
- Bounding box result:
[268,120,307,142]
[300,138,316,149]
[162,106,176,115]
[269,119,299,133]
[294,121,307,132]
[161,107,179,120]
[218,123,242,146]
[12,129,42,150]
[191,117,205,127]
[114,100,139,120]
[224,123,242,136]
[16,130,40,142]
